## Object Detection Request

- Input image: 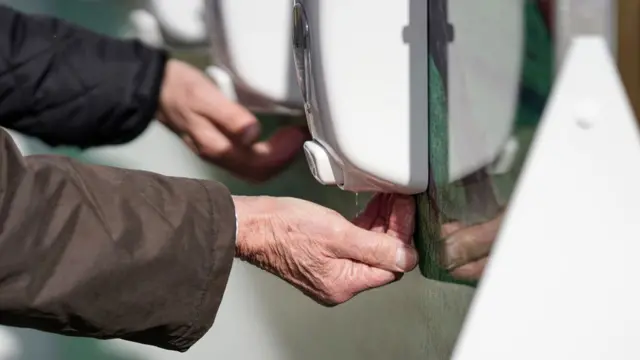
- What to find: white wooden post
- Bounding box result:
[453,36,640,360]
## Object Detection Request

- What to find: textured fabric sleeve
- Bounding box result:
[0,129,236,352]
[0,5,167,148]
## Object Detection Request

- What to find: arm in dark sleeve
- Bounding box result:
[0,129,236,352]
[0,5,167,148]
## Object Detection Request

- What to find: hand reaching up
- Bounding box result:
[234,194,418,306]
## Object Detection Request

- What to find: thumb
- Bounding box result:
[336,227,418,273]
[243,126,309,175]
[194,82,261,145]
[441,214,503,270]
[348,263,399,297]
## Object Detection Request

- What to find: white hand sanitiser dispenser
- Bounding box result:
[129,0,304,115]
[292,0,429,194]
[204,0,304,114]
[128,0,208,49]
[292,0,523,195]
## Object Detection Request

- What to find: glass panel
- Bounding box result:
[416,0,556,285]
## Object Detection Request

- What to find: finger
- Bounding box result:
[180,133,199,154]
[353,194,415,245]
[449,257,488,281]
[348,263,399,296]
[187,114,307,182]
[441,215,503,270]
[238,126,309,181]
[441,221,465,237]
[352,193,385,229]
[185,113,235,159]
[336,228,418,273]
[193,82,261,145]
[385,194,415,243]
[369,194,392,232]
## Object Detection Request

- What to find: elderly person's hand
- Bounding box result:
[157,59,308,182]
[233,193,418,306]
[440,213,504,281]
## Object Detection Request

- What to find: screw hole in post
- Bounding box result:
[576,118,592,129]
[574,100,599,130]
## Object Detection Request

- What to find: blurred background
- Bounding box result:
[0,1,475,359]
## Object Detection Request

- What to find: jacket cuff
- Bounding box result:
[136,46,169,137]
[171,180,237,352]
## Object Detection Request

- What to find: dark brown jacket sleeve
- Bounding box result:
[0,128,236,352]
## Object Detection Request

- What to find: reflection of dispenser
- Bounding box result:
[292,0,524,195]
[447,0,524,180]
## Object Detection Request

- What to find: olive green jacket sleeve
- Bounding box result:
[0,128,236,352]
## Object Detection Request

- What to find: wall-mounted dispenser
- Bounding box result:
[204,0,304,115]
[129,0,304,115]
[128,0,208,49]
[292,0,429,194]
[292,0,524,195]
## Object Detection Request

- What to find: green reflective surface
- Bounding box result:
[415,0,554,285]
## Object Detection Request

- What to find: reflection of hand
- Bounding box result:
[157,60,309,182]
[234,194,418,306]
[440,213,504,281]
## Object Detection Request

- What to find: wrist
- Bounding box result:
[232,195,277,262]
[155,59,184,125]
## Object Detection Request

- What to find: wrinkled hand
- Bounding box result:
[440,213,504,281]
[233,194,418,306]
[157,59,308,182]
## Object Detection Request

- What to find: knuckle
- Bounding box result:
[329,221,349,239]
[324,290,351,306]
[186,85,199,98]
[234,115,257,132]
[199,142,233,159]
[369,241,390,263]
[459,232,479,246]
[317,269,353,306]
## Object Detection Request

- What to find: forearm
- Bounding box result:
[0,5,168,148]
[0,129,235,352]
